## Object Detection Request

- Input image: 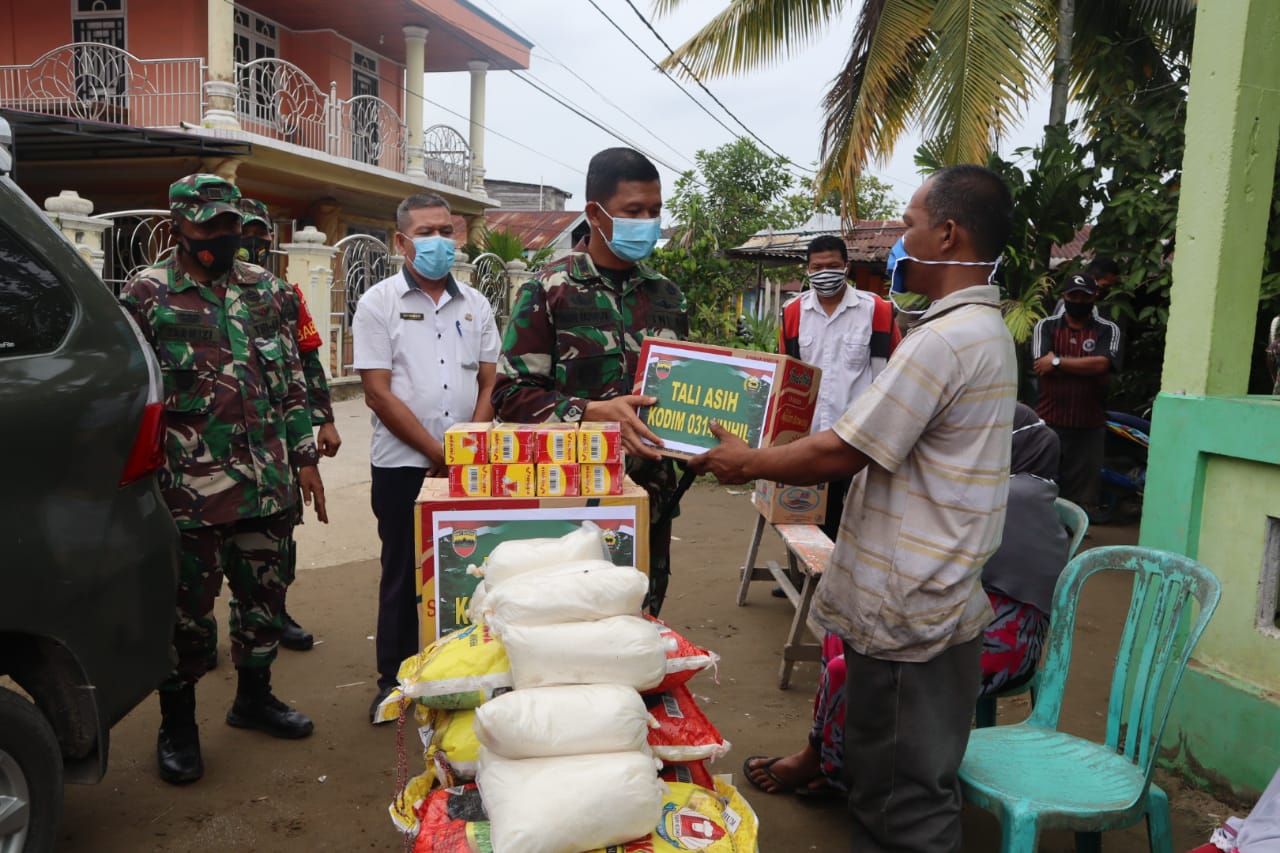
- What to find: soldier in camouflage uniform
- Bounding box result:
[120,175,322,786]
[239,197,342,651]
[492,148,688,614]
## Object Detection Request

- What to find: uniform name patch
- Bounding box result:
[559,309,613,327]
[158,323,216,343]
[400,312,425,321]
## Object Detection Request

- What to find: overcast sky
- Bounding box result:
[427,0,1051,217]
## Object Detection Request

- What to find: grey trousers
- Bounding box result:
[842,635,983,853]
[1052,424,1105,507]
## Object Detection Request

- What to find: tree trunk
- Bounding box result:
[1049,0,1075,126]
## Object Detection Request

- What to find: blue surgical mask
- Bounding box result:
[407,234,455,281]
[595,206,661,263]
[885,236,1001,315]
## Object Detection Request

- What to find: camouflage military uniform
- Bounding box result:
[120,178,318,691]
[492,252,689,612]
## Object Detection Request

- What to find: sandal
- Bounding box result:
[742,754,794,795]
[793,779,844,801]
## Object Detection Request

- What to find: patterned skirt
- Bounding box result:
[809,592,1050,791]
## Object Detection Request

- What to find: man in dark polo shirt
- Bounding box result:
[1031,273,1122,511]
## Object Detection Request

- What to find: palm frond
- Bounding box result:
[1071,0,1195,108]
[819,0,934,205]
[919,0,1044,166]
[1001,273,1053,343]
[656,0,851,79]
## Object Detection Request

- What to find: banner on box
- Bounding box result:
[431,506,639,637]
[637,343,777,456]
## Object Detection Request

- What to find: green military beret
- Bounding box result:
[239,197,271,229]
[169,173,242,223]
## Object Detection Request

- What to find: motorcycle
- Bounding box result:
[1093,410,1150,525]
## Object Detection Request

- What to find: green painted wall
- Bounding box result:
[1140,0,1280,799]
[1196,456,1280,683]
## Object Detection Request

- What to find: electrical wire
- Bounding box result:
[614,0,814,173]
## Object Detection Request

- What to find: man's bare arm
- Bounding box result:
[689,423,869,485]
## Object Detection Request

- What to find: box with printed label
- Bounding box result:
[752,480,829,525]
[537,463,580,497]
[448,465,490,498]
[492,463,536,497]
[634,339,821,460]
[578,421,622,463]
[534,424,579,464]
[443,422,490,466]
[580,462,625,496]
[489,423,536,464]
[414,477,650,642]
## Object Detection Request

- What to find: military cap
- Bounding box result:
[169,174,242,223]
[239,197,271,229]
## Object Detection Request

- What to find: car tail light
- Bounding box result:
[119,307,168,487]
[120,402,166,486]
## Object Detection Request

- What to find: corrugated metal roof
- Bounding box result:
[725,218,905,265]
[482,210,586,250]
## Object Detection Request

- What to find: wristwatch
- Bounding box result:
[1051,356,1061,369]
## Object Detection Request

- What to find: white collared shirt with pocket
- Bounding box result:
[796,287,878,433]
[352,271,500,469]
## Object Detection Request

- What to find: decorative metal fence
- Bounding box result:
[331,233,392,377]
[93,209,176,295]
[471,251,510,331]
[0,43,203,128]
[235,57,330,153]
[336,94,406,173]
[423,124,472,191]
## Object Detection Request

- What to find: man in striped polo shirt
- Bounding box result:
[693,165,1017,853]
[1032,273,1122,511]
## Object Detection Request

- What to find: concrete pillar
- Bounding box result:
[45,191,110,278]
[198,157,241,183]
[463,212,486,248]
[202,0,240,130]
[467,61,488,194]
[452,250,474,286]
[403,26,429,176]
[282,226,339,362]
[505,258,532,317]
[1160,0,1280,397]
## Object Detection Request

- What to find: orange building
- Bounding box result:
[0,0,530,240]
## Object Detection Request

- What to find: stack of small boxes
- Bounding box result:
[443,421,624,498]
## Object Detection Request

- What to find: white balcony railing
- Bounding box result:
[0,45,472,190]
[0,43,203,128]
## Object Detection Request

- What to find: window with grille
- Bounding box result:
[72,0,126,100]
[351,51,381,165]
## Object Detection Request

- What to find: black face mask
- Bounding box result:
[239,236,272,266]
[1064,301,1094,320]
[181,233,240,277]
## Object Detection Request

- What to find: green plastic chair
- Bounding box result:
[959,546,1221,853]
[974,497,1090,728]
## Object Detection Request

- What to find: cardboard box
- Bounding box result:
[580,462,625,496]
[492,463,536,497]
[534,424,579,464]
[443,422,489,465]
[634,339,820,459]
[414,477,650,642]
[537,463,580,497]
[489,423,535,463]
[578,421,622,463]
[448,465,490,498]
[752,480,829,525]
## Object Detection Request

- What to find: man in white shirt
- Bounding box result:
[778,234,900,541]
[352,193,500,722]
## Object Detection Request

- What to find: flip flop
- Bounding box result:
[741,754,794,795]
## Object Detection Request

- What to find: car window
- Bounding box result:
[0,224,75,357]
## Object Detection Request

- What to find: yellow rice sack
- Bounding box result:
[396,622,513,710]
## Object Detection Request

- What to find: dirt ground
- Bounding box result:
[55,403,1244,852]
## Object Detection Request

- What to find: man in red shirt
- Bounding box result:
[1031,273,1122,510]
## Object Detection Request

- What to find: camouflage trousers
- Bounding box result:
[160,511,293,692]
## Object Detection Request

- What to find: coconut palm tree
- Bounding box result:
[655,0,1194,200]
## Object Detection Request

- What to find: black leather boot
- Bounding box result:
[157,686,203,784]
[226,667,314,739]
[279,609,314,651]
